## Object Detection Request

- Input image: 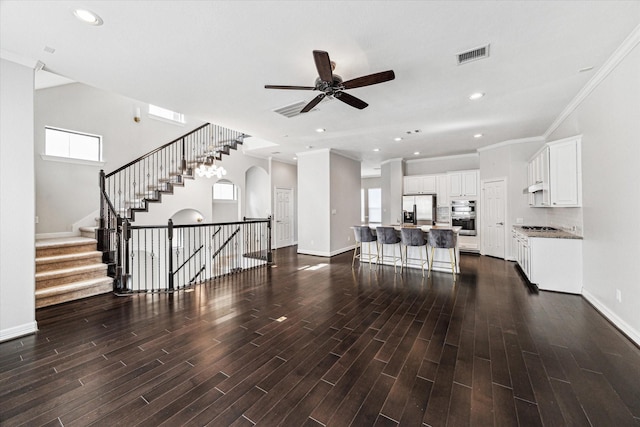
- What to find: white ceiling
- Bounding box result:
[2,1,639,176]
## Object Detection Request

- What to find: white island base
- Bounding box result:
[358,225,462,274]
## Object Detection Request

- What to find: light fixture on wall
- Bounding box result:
[196,159,227,179]
[134,107,141,123]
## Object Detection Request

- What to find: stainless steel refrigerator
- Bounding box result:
[402,194,437,225]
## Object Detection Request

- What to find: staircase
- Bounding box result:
[103,123,246,222]
[35,237,113,308]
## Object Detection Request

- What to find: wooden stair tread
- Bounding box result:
[35,236,97,248]
[35,277,113,297]
[36,263,107,280]
[36,251,102,264]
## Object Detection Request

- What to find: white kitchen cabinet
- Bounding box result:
[528,147,550,206]
[448,170,478,197]
[512,228,582,294]
[549,136,582,207]
[436,174,449,207]
[404,175,436,194]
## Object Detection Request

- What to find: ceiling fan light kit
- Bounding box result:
[265,50,395,113]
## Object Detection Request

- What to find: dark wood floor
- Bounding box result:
[1,247,639,426]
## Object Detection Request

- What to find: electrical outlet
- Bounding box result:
[516,218,523,224]
[35,216,39,224]
[616,289,622,303]
[347,235,351,241]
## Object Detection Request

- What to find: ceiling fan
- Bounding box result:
[265,50,395,113]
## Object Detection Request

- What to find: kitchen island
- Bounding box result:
[357,224,462,274]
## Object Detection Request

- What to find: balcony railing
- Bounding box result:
[113,218,271,293]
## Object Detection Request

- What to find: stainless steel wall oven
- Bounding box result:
[451,200,477,236]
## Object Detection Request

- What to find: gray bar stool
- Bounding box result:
[376,226,403,273]
[352,226,378,267]
[400,227,429,276]
[427,228,458,279]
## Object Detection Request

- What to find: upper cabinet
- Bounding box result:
[528,147,550,206]
[549,136,582,207]
[436,174,449,207]
[448,170,478,198]
[528,136,582,208]
[404,175,436,194]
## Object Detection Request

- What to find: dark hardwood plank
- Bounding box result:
[423,343,458,426]
[1,248,639,427]
[470,356,494,426]
[492,383,519,426]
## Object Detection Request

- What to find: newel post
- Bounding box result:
[267,215,273,264]
[98,170,106,252]
[168,219,174,290]
[114,216,132,293]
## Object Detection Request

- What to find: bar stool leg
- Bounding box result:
[352,241,359,267]
[449,248,456,276]
[428,247,435,277]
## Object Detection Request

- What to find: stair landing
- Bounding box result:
[35,237,112,308]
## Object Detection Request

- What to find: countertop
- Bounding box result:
[361,224,463,233]
[513,226,583,240]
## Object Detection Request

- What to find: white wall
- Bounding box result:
[405,153,479,175]
[546,42,640,344]
[380,159,404,225]
[330,152,361,255]
[34,83,206,233]
[245,166,270,218]
[0,59,37,341]
[297,149,331,255]
[479,140,548,259]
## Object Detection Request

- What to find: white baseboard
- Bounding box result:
[36,231,80,240]
[0,321,38,343]
[297,248,331,257]
[297,244,355,258]
[582,289,640,347]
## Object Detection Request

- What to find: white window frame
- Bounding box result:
[148,104,185,125]
[213,180,237,201]
[42,126,104,166]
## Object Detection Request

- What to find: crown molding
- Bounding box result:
[544,23,640,139]
[476,136,545,152]
[0,49,40,69]
[405,152,478,163]
[380,157,405,166]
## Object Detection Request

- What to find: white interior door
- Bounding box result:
[482,178,506,259]
[275,187,294,248]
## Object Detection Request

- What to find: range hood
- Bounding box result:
[527,182,545,193]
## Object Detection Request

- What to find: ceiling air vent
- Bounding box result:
[457,44,490,65]
[273,100,313,118]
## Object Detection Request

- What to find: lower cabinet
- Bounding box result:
[512,229,582,294]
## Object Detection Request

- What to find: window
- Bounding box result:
[148,104,185,124]
[368,188,382,223]
[361,189,365,222]
[213,180,237,201]
[45,127,102,162]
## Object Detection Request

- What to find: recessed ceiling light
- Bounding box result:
[474,133,483,138]
[414,152,420,155]
[373,148,380,152]
[315,128,325,133]
[73,9,103,26]
[293,157,297,160]
[394,137,402,142]
[469,92,485,100]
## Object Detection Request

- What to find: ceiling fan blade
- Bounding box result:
[264,85,316,90]
[313,50,334,83]
[301,93,326,113]
[334,91,368,110]
[342,70,395,90]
